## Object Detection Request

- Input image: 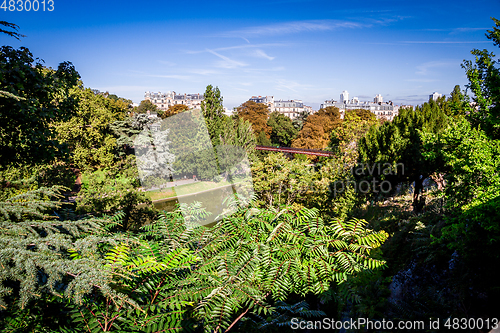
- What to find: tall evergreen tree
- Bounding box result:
[201,84,225,146]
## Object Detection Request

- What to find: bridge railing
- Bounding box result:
[255,145,335,157]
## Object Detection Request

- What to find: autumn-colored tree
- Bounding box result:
[292,106,341,150]
[236,100,271,138]
[161,104,189,119]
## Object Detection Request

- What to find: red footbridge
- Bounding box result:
[255,145,335,157]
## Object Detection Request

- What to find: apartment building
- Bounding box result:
[249,95,313,119]
[145,91,204,111]
[320,91,399,121]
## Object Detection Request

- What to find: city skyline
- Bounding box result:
[2,0,499,110]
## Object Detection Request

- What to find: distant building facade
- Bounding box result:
[429,92,442,101]
[145,91,204,111]
[320,91,398,121]
[249,95,313,119]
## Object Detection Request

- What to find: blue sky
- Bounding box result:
[2,0,499,110]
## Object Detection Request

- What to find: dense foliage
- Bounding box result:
[2,18,500,333]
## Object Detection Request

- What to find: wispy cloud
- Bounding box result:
[158,60,176,66]
[402,40,491,44]
[148,74,193,81]
[406,78,438,83]
[275,79,313,93]
[243,66,285,73]
[206,49,248,69]
[452,27,489,33]
[415,60,460,75]
[187,69,220,75]
[185,43,290,54]
[99,85,152,93]
[222,20,370,38]
[253,49,275,60]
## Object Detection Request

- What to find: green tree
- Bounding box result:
[251,152,314,208]
[220,116,257,162]
[461,17,500,139]
[330,109,378,164]
[201,84,225,146]
[0,21,25,40]
[0,46,80,168]
[358,102,448,209]
[54,87,128,170]
[292,110,310,131]
[442,85,467,117]
[267,112,299,146]
[135,99,158,114]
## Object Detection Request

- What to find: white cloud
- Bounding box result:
[253,49,275,60]
[275,79,313,93]
[415,60,459,75]
[185,43,289,54]
[188,69,220,75]
[158,60,176,66]
[403,40,490,44]
[223,20,369,38]
[206,49,248,69]
[148,74,193,81]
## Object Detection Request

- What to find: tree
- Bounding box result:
[0,21,25,40]
[236,100,271,139]
[201,85,226,146]
[357,102,448,209]
[292,106,341,150]
[54,87,128,170]
[443,85,467,118]
[267,111,299,146]
[161,103,188,118]
[0,46,80,168]
[461,17,500,139]
[251,152,313,207]
[329,109,378,164]
[134,99,158,114]
[220,116,257,162]
[292,110,310,131]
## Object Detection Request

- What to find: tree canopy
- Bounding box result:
[236,100,271,140]
[292,106,341,150]
[267,111,299,146]
[0,46,80,168]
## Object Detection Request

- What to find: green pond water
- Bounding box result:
[152,184,242,227]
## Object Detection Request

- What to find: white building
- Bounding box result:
[249,95,313,119]
[145,91,204,111]
[320,92,399,121]
[340,90,349,104]
[429,92,442,101]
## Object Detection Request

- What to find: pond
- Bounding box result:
[152,183,246,227]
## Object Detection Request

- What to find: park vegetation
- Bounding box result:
[0,18,499,333]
